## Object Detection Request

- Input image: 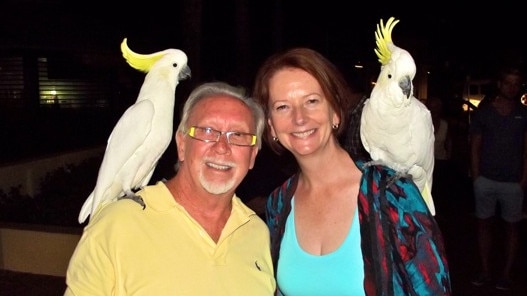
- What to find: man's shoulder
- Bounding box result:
[86,182,170,225]
[136,181,169,197]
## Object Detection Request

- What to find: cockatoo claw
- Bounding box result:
[386,175,398,188]
[363,160,382,168]
[118,194,146,210]
[386,171,412,188]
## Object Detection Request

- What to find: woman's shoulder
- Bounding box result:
[358,162,431,213]
[358,162,420,191]
[356,160,396,175]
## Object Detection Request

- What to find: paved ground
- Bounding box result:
[0,269,65,295]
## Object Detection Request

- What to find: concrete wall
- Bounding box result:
[0,223,81,277]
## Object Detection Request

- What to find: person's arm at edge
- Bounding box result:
[470,133,482,180]
[520,131,527,190]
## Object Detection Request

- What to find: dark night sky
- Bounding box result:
[2,3,523,49]
[0,0,525,89]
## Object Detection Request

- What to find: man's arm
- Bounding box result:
[64,229,114,295]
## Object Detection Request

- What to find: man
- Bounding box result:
[64,82,276,295]
[470,66,527,291]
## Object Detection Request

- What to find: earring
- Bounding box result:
[332,123,339,130]
[272,136,279,142]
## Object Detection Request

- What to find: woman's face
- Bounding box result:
[267,68,338,157]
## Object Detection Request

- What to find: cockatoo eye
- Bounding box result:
[388,74,392,79]
[172,63,178,67]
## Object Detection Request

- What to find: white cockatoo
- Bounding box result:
[78,38,191,223]
[360,17,436,215]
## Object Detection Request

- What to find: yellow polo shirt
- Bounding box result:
[65,181,275,296]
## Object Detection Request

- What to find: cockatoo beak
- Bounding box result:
[400,75,412,99]
[179,65,191,80]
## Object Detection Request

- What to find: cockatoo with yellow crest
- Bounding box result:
[78,38,191,223]
[360,17,436,215]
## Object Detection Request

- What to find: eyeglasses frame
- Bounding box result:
[187,126,257,147]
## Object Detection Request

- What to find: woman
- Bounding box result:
[252,48,451,295]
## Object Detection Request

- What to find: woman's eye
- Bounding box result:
[275,105,287,111]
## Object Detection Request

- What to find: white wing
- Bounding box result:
[78,100,154,223]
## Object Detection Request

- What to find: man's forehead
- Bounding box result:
[189,97,252,126]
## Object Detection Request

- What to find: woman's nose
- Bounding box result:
[293,108,307,125]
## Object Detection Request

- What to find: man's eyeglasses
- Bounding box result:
[187,126,257,147]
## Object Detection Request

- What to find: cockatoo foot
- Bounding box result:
[118,194,146,210]
[386,175,398,188]
[363,160,383,168]
[386,171,412,188]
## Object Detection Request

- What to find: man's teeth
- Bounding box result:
[207,163,230,170]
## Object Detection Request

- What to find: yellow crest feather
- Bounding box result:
[120,38,164,73]
[374,17,399,66]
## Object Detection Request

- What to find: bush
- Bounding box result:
[0,158,101,228]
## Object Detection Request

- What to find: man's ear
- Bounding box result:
[248,145,258,169]
[175,131,185,162]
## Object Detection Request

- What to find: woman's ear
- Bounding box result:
[332,112,340,128]
[268,118,277,138]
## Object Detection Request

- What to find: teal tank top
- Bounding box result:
[277,199,365,295]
